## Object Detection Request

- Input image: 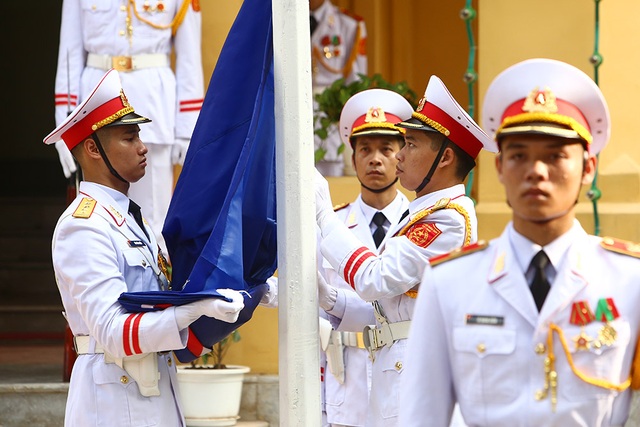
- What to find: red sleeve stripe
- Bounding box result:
[343,246,376,288]
[179,99,203,112]
[348,251,375,288]
[131,313,144,355]
[123,313,136,356]
[343,247,368,282]
[55,94,78,100]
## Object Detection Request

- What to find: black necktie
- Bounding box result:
[128,199,149,240]
[530,250,550,312]
[310,14,318,35]
[372,212,387,248]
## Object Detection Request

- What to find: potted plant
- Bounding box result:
[313,73,419,166]
[176,330,251,427]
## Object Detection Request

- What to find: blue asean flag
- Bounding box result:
[118,0,277,363]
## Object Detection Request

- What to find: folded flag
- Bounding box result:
[118,0,277,363]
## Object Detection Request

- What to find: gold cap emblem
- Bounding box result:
[522,87,558,114]
[364,107,387,124]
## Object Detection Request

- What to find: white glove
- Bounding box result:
[315,168,335,229]
[54,140,77,178]
[174,288,245,330]
[259,276,279,308]
[318,272,337,311]
[171,138,190,166]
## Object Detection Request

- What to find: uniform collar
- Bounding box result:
[358,190,408,227]
[508,219,585,285]
[407,183,465,216]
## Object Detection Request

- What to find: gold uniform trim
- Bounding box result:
[397,197,473,298]
[497,112,593,145]
[72,198,97,218]
[429,240,489,267]
[411,112,450,136]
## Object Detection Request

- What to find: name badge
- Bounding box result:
[466,314,504,326]
[128,240,145,248]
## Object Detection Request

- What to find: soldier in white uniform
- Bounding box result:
[310,0,367,176]
[52,0,204,253]
[315,76,497,427]
[400,58,640,427]
[318,89,412,427]
[44,69,243,427]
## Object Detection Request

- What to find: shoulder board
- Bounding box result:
[429,240,489,267]
[333,202,350,212]
[72,198,97,219]
[339,7,363,21]
[601,237,640,259]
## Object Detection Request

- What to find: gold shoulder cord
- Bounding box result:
[536,323,631,412]
[128,0,192,36]
[399,198,472,298]
[312,24,362,78]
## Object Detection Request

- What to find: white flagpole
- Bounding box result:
[272,0,321,426]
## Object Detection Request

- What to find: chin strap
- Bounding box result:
[360,177,398,194]
[415,140,449,194]
[92,132,128,183]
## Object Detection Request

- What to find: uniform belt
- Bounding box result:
[335,331,366,349]
[73,335,104,354]
[363,320,411,352]
[87,53,170,72]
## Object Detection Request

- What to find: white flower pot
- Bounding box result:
[176,365,250,427]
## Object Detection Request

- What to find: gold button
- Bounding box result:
[476,343,486,353]
[535,343,546,354]
[119,30,125,36]
[168,357,172,367]
[120,5,126,11]
[395,361,402,371]
[92,4,97,10]
[120,375,129,384]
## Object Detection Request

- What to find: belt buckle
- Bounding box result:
[356,332,366,349]
[112,56,133,72]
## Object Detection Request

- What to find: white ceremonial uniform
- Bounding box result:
[320,183,476,427]
[321,191,409,426]
[52,181,188,427]
[54,0,204,252]
[401,220,640,427]
[311,0,367,176]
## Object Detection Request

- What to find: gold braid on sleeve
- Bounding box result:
[400,199,472,298]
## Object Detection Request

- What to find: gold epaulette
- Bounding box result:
[600,237,640,259]
[333,202,350,212]
[72,198,97,219]
[429,240,489,267]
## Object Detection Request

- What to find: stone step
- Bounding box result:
[0,305,66,338]
[0,197,66,234]
[0,233,53,263]
[0,261,59,303]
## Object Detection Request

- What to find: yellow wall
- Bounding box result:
[475,0,640,241]
[198,1,640,374]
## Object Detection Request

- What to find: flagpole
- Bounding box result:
[272,0,321,426]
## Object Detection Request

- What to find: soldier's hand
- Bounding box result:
[318,272,337,311]
[55,140,77,178]
[175,289,245,329]
[315,168,334,228]
[171,138,190,166]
